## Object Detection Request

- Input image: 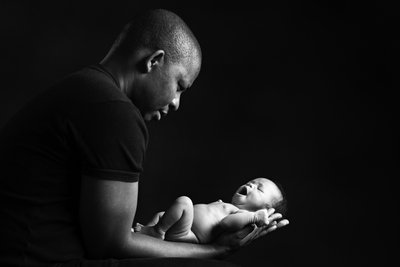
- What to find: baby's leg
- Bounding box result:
[137,196,198,242]
[158,196,198,243]
[133,211,165,233]
[147,211,165,226]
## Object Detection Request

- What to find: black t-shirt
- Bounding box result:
[0,64,148,267]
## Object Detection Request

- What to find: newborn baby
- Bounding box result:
[134,177,288,244]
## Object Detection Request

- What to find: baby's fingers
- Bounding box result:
[267,208,275,216]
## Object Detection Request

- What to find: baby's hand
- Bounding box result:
[254,209,269,227]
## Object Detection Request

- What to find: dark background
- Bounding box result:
[0,1,397,266]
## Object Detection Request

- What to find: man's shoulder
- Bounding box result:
[14,64,144,128]
[52,64,128,104]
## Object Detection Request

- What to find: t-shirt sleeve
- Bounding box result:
[66,101,148,182]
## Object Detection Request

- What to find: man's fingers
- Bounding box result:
[247,225,265,243]
[257,218,290,238]
[237,224,256,239]
[268,213,283,222]
[257,225,277,238]
[276,219,289,228]
[266,225,278,234]
[237,225,260,246]
[233,218,290,247]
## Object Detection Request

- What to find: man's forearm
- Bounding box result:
[111,232,229,259]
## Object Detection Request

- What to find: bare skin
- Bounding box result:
[134,178,289,244]
[136,200,280,244]
[79,10,289,260]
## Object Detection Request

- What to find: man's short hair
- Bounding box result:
[110,9,201,64]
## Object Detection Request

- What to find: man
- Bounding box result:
[0,9,288,267]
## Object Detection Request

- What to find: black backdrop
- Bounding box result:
[0,1,396,266]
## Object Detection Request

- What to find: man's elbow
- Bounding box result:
[83,240,112,259]
[83,232,130,259]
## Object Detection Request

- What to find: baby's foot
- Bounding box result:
[136,225,165,239]
[133,222,144,232]
[255,209,269,227]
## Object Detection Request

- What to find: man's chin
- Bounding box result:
[144,111,161,121]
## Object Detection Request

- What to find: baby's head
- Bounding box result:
[231,178,287,215]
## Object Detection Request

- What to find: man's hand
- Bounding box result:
[214,208,289,257]
[256,208,289,238]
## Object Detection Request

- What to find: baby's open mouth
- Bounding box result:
[237,186,248,196]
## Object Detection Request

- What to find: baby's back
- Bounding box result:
[192,201,238,243]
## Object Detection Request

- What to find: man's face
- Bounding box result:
[136,57,201,121]
[231,178,282,211]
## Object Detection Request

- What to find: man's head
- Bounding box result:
[102,9,202,121]
[231,178,287,215]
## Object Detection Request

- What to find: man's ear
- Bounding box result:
[145,50,165,73]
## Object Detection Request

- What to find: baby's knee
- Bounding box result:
[175,196,193,208]
[156,211,165,217]
[153,211,165,222]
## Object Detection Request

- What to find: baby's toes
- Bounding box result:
[133,223,143,232]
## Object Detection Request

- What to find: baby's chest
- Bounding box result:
[201,201,237,220]
[214,201,238,216]
[192,202,237,242]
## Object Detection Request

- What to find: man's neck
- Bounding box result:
[99,57,129,94]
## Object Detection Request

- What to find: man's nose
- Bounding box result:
[169,94,180,111]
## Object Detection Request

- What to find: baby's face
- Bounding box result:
[231,178,282,211]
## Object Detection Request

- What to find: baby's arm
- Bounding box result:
[219,209,269,232]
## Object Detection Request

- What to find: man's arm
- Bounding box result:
[79,176,229,259]
[79,176,289,259]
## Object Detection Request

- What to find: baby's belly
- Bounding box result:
[192,203,229,244]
